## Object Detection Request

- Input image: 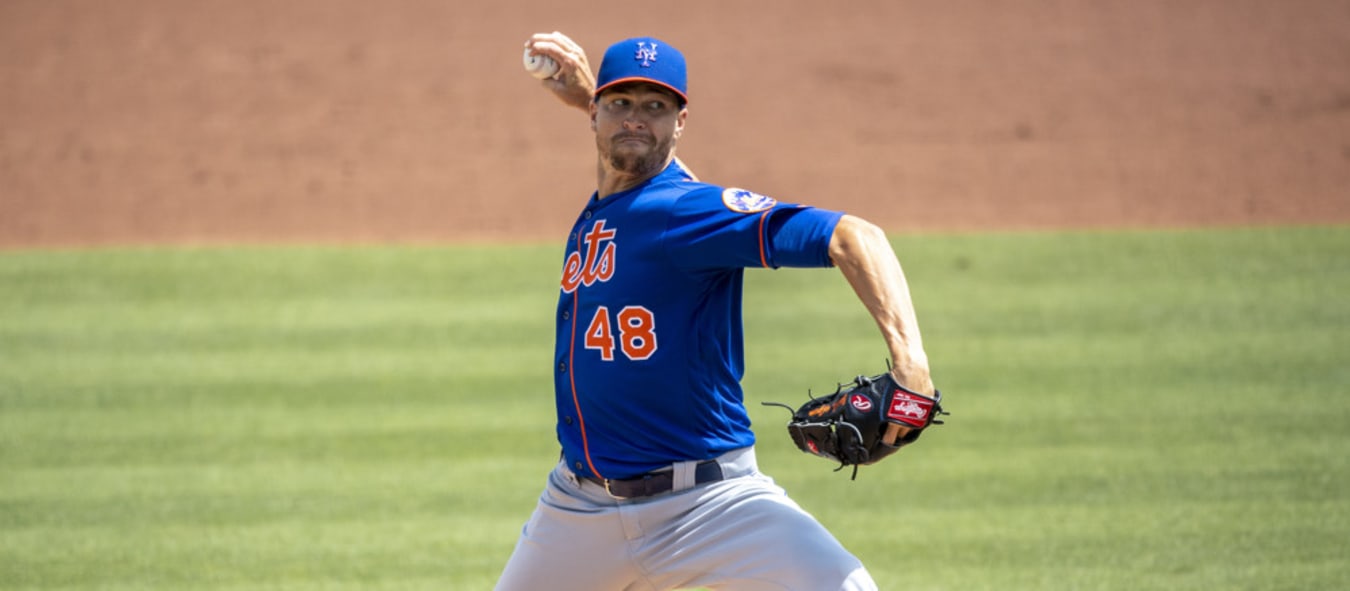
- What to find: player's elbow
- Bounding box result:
[828,215,888,263]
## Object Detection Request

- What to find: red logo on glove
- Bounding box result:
[849,394,873,412]
[887,390,934,428]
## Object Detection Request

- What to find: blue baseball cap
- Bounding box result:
[594,37,688,105]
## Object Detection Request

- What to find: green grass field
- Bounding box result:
[2,226,1347,590]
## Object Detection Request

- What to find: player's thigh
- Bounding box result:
[657,474,875,590]
[494,474,641,591]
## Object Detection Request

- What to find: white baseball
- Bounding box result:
[523,48,560,80]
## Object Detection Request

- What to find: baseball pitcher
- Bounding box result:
[496,33,946,591]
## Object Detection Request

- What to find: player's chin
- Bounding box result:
[609,139,652,157]
[607,148,663,175]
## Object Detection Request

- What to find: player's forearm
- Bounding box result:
[828,215,934,395]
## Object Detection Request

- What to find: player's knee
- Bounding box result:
[838,565,878,591]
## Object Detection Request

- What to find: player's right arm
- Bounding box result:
[525,31,596,112]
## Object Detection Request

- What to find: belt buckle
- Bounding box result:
[602,479,628,500]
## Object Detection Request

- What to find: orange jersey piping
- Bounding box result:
[567,234,604,480]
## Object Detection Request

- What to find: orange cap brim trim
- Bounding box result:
[593,76,688,104]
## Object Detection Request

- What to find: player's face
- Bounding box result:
[592,83,687,175]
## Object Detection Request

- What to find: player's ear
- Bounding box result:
[589,101,598,131]
[674,107,687,138]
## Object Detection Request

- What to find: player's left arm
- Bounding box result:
[828,214,935,444]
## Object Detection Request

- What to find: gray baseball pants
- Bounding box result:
[493,447,877,591]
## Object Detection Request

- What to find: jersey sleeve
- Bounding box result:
[764,207,844,268]
[663,186,844,271]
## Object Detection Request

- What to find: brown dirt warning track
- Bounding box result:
[2,0,1348,248]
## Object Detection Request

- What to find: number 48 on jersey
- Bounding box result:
[585,305,657,361]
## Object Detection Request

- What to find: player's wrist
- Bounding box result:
[888,361,934,396]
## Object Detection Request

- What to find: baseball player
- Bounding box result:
[497,33,938,591]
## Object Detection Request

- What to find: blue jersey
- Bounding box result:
[554,161,844,480]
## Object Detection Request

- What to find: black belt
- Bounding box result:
[583,460,724,499]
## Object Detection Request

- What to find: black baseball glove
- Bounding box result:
[765,372,947,479]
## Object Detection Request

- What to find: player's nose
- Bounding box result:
[621,116,646,130]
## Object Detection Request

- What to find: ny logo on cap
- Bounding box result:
[635,41,659,67]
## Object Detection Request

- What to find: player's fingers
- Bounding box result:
[528,33,584,59]
[555,34,587,58]
[882,422,910,446]
[537,32,590,64]
[533,42,594,86]
[535,31,584,53]
[529,40,588,72]
[526,31,563,46]
[532,31,582,52]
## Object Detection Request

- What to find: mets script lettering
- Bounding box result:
[561,220,616,293]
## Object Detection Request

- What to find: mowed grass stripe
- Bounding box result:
[2,226,1347,590]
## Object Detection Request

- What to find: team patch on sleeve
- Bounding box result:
[721,188,777,213]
